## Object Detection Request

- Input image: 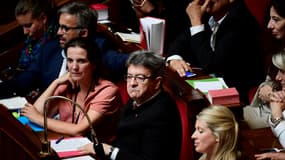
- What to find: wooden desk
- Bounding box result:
[239,127,282,160]
[0,105,59,160]
[164,67,209,120]
[163,68,283,160]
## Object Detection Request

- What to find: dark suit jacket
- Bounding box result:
[167,0,265,103]
[113,90,181,160]
[0,35,128,99]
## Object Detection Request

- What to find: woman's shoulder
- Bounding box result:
[93,79,120,95]
[98,79,118,88]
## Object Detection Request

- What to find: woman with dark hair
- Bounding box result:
[267,0,285,43]
[244,0,285,129]
[21,37,123,143]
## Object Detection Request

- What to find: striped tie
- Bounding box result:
[210,22,219,51]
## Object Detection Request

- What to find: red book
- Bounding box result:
[50,136,91,158]
[207,87,240,105]
[89,3,109,21]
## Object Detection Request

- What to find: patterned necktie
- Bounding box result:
[210,22,219,51]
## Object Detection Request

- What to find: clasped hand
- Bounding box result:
[258,84,285,103]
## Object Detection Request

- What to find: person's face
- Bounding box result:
[191,118,218,155]
[205,0,231,20]
[275,69,285,89]
[16,12,46,40]
[126,64,161,104]
[66,46,94,82]
[57,13,82,48]
[267,6,285,40]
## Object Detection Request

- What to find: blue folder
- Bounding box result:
[17,116,44,132]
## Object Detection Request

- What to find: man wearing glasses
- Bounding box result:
[0,2,128,99]
[79,50,181,160]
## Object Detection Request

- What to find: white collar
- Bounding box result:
[208,14,227,31]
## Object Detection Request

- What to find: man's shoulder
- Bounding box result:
[92,35,108,47]
[33,39,62,64]
[156,91,176,106]
[39,38,61,56]
[41,38,61,50]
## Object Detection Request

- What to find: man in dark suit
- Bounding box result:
[0,2,128,99]
[79,51,181,160]
[166,0,265,103]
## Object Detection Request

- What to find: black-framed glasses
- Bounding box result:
[124,74,152,83]
[58,25,84,33]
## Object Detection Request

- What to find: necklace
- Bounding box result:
[19,23,58,69]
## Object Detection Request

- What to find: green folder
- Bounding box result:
[186,77,228,94]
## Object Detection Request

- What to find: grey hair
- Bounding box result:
[272,48,285,71]
[57,2,98,36]
[126,50,165,78]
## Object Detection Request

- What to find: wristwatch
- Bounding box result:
[269,115,284,128]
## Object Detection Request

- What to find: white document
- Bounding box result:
[115,32,141,43]
[139,17,165,56]
[191,77,228,94]
[63,155,94,160]
[51,136,94,159]
[0,96,27,110]
[193,81,224,93]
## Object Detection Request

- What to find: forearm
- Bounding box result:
[271,119,285,148]
[45,118,85,136]
[269,102,285,148]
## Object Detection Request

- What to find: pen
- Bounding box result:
[55,136,64,144]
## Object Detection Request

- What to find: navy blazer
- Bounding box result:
[0,36,128,99]
[113,90,181,160]
[167,0,265,103]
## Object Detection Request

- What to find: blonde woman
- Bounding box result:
[192,105,239,160]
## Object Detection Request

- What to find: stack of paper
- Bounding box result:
[186,77,228,94]
[50,136,94,159]
[0,96,27,110]
[139,17,165,56]
[186,78,240,105]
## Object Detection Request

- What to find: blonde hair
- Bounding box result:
[272,48,285,71]
[197,105,239,160]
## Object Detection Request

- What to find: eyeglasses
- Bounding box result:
[58,25,83,33]
[125,74,152,83]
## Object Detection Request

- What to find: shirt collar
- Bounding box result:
[208,14,227,31]
[133,89,161,107]
[61,49,66,59]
